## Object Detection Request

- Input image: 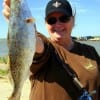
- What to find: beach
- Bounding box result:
[0,66,31,100]
[0,78,31,100]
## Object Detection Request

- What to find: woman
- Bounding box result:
[2,0,100,100]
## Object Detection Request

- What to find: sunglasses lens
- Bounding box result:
[60,16,70,23]
[46,15,70,25]
[47,17,57,25]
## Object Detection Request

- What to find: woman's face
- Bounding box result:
[45,12,74,45]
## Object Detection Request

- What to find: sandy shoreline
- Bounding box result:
[0,63,31,100]
[0,77,31,100]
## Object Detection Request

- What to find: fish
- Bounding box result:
[7,0,36,99]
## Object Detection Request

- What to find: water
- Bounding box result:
[0,39,8,57]
[0,39,100,57]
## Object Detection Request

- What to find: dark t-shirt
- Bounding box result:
[70,41,100,66]
[29,33,100,100]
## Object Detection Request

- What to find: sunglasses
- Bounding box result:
[46,15,70,25]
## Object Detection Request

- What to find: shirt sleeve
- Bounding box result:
[30,32,51,75]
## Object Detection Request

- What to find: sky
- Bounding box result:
[0,0,100,38]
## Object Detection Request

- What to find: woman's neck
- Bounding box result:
[50,36,74,51]
[62,37,74,51]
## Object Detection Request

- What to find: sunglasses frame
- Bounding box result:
[46,15,71,25]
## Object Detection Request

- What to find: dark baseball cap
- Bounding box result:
[45,0,72,18]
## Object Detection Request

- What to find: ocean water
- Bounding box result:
[0,39,8,57]
[0,39,100,57]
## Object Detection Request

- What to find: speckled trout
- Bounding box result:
[8,0,36,99]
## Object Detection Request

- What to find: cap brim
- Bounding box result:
[46,8,71,18]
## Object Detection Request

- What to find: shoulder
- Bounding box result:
[73,41,100,65]
[72,40,97,53]
[74,41,98,55]
[74,40,94,49]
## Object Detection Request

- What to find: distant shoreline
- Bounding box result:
[0,38,100,56]
[78,40,100,41]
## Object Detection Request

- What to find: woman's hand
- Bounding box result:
[2,0,10,20]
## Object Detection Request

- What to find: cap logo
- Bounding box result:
[53,1,61,8]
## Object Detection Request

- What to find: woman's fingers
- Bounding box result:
[2,0,10,20]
